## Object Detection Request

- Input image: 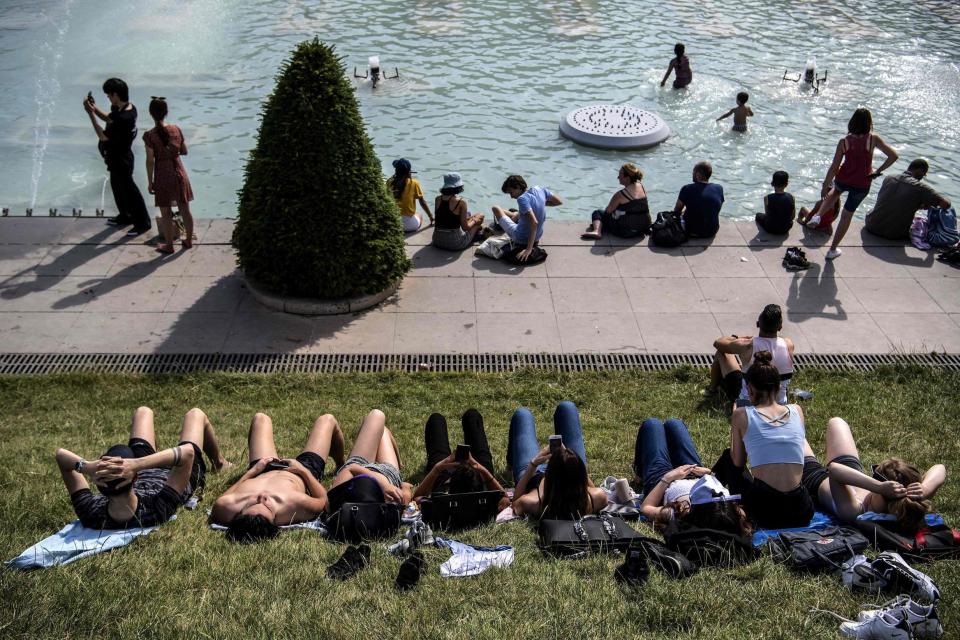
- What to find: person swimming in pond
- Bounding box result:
[717,92,753,132]
[661,43,692,89]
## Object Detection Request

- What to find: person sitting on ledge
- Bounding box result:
[581,163,650,240]
[492,174,562,262]
[864,158,951,241]
[674,161,724,239]
[56,406,230,529]
[431,172,486,251]
[755,170,795,235]
[211,412,344,542]
[707,303,795,406]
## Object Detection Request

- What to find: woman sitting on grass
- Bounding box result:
[431,173,486,251]
[801,416,946,532]
[713,351,815,529]
[413,409,509,511]
[509,401,607,519]
[635,417,752,537]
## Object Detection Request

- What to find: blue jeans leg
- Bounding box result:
[634,418,674,496]
[664,418,702,467]
[507,407,540,485]
[553,401,587,467]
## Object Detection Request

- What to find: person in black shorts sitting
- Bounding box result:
[755,170,796,235]
[211,412,346,543]
[55,407,231,529]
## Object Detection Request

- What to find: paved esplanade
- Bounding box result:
[0,217,957,355]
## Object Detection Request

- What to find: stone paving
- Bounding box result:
[0,216,958,355]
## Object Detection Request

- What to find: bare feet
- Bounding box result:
[212,458,234,473]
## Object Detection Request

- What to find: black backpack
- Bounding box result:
[324,476,402,543]
[420,490,504,532]
[767,526,869,572]
[504,243,548,265]
[538,514,644,557]
[855,518,960,562]
[650,211,687,248]
[663,522,757,568]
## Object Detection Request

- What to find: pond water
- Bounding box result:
[1,0,958,220]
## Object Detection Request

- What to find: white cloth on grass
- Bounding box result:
[434,537,514,577]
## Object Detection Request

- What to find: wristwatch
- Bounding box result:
[74,460,86,474]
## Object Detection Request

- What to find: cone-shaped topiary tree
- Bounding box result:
[233,39,409,299]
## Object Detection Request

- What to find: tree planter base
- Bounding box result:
[244,275,399,316]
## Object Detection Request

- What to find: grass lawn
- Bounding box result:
[1,367,957,640]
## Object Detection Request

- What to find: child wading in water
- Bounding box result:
[661,43,692,89]
[717,92,753,132]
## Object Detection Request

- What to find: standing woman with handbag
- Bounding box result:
[508,401,607,519]
[143,98,195,254]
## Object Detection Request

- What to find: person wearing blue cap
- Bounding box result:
[54,407,230,529]
[431,172,486,251]
[387,158,433,232]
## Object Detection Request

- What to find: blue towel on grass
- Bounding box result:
[857,512,944,527]
[7,517,173,570]
[752,511,837,547]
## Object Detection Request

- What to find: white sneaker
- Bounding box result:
[843,554,886,592]
[806,215,822,228]
[858,597,943,639]
[840,611,913,639]
[826,247,843,260]
[872,552,941,603]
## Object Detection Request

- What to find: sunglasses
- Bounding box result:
[150,96,166,101]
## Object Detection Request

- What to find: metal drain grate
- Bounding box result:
[1,352,958,375]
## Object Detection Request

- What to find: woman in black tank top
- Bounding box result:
[431,172,486,251]
[582,163,649,240]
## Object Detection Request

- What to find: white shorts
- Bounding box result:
[402,214,422,232]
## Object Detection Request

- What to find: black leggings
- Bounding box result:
[424,409,494,476]
[712,448,814,529]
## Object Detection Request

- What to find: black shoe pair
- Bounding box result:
[614,548,649,588]
[782,246,810,271]
[106,216,131,227]
[326,544,428,591]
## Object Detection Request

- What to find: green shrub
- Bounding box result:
[232,39,409,298]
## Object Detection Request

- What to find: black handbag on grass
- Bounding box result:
[325,502,403,543]
[767,526,869,572]
[538,514,643,557]
[420,490,504,532]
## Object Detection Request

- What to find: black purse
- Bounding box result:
[537,514,643,557]
[324,502,402,543]
[650,211,687,247]
[420,490,504,532]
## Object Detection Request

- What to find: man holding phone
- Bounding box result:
[82,78,151,235]
[210,412,345,543]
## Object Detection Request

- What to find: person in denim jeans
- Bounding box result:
[634,417,751,537]
[508,401,607,519]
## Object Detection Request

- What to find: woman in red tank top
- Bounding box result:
[818,108,898,260]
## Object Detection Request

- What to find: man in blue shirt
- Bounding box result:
[492,175,563,262]
[674,161,724,238]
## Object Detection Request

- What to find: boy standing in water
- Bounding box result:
[717,92,753,132]
[661,43,692,89]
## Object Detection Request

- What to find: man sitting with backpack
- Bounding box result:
[210,412,345,543]
[865,158,951,241]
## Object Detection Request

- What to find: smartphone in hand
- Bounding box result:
[455,444,470,462]
[265,460,290,472]
[549,434,563,454]
[87,91,94,104]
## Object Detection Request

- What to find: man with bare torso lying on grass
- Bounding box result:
[211,412,345,542]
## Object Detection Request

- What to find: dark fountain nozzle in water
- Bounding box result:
[353,55,399,88]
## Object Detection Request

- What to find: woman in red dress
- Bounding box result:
[143,98,195,253]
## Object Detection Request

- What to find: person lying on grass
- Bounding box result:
[55,406,230,529]
[211,412,344,542]
[802,416,947,532]
[634,417,752,537]
[508,401,607,519]
[326,409,414,514]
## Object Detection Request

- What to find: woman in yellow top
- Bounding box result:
[387,158,433,232]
